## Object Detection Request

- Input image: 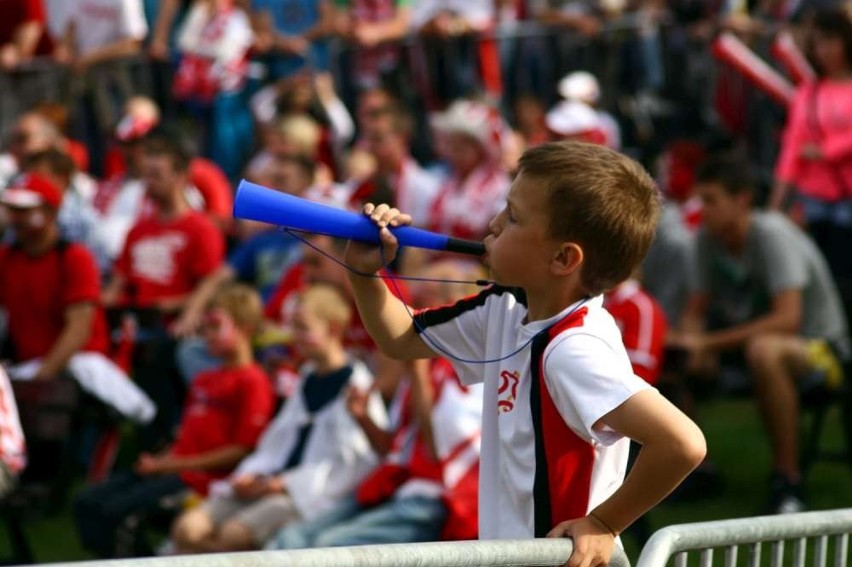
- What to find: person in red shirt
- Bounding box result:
[101,97,235,231]
[0,173,107,373]
[0,172,156,421]
[604,278,669,386]
[73,284,276,558]
[103,133,225,316]
[102,132,226,448]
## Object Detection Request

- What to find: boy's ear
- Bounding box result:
[551,242,583,276]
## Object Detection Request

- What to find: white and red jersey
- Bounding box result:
[380,359,482,499]
[344,0,403,88]
[0,366,25,477]
[604,280,668,386]
[428,165,509,242]
[173,1,253,101]
[413,288,651,539]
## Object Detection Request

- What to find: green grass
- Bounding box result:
[2,398,850,564]
[621,398,852,561]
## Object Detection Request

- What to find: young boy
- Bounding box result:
[74,284,275,558]
[265,261,484,550]
[170,283,386,553]
[344,141,706,565]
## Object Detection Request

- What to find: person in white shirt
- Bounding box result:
[343,141,706,566]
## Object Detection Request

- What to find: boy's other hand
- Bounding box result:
[344,203,412,275]
[547,516,615,567]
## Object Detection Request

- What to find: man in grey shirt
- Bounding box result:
[673,154,850,515]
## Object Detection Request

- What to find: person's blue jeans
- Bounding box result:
[266,494,447,549]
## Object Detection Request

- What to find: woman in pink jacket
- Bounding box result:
[772,6,852,316]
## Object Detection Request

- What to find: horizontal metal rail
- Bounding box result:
[45,538,631,567]
[636,508,852,567]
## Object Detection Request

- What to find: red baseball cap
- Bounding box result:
[1,173,63,209]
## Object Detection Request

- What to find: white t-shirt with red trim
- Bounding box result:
[413,288,651,540]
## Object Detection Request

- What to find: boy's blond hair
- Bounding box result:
[210,284,264,334]
[517,141,660,296]
[298,283,352,330]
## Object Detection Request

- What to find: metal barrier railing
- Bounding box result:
[43,538,630,567]
[635,508,852,567]
[35,509,852,567]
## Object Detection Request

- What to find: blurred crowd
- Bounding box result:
[0,0,850,561]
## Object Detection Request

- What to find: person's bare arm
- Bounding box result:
[354,6,412,45]
[769,181,794,211]
[171,265,236,337]
[77,37,142,68]
[591,390,706,532]
[137,445,250,475]
[149,0,181,59]
[101,273,127,307]
[302,0,337,41]
[11,20,44,60]
[34,303,95,380]
[548,390,706,567]
[701,289,802,352]
[677,292,709,335]
[344,204,436,360]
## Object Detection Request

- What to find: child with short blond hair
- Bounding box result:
[75,283,275,558]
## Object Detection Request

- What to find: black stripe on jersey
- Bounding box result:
[529,330,553,538]
[413,285,527,331]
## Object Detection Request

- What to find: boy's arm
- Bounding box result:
[344,204,436,361]
[548,390,705,567]
[155,445,251,473]
[590,390,706,533]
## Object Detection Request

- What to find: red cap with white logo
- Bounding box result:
[1,173,64,209]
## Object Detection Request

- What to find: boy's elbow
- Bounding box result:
[383,345,418,361]
[679,424,707,470]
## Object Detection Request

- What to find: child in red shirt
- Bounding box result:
[74,284,275,558]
